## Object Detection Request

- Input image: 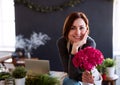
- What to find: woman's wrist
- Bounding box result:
[71,48,78,55]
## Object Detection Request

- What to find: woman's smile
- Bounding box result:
[68,18,87,43]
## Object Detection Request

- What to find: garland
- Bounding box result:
[14,0,83,13]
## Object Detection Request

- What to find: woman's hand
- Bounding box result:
[82,71,94,84]
[71,30,88,54]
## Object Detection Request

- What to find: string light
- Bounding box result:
[14,0,84,13]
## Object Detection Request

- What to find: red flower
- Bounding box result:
[72,46,104,71]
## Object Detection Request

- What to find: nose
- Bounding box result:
[75,28,81,35]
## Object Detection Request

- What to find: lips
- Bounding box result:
[73,36,81,39]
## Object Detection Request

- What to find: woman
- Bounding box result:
[57,12,102,85]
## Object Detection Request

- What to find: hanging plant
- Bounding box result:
[14,0,84,13]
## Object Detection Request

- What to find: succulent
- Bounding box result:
[103,58,115,67]
[12,66,27,78]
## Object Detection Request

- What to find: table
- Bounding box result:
[102,74,119,85]
[0,56,11,63]
[50,71,67,85]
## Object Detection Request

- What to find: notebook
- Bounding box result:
[25,59,50,75]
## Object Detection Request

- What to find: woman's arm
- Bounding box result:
[57,37,69,72]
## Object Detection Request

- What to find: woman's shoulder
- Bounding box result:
[86,36,96,48]
[57,36,67,43]
[57,36,67,46]
[87,36,95,42]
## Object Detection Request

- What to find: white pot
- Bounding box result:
[106,67,115,78]
[15,77,25,85]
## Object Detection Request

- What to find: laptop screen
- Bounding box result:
[25,59,50,75]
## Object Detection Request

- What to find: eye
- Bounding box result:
[71,26,76,30]
[79,27,86,30]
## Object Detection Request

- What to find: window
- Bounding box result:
[113,0,120,55]
[0,0,15,51]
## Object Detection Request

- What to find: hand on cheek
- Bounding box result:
[71,30,88,54]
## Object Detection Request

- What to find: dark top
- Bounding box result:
[57,36,96,81]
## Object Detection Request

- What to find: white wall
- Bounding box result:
[115,55,120,85]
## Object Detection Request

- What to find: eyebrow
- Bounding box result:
[71,25,86,27]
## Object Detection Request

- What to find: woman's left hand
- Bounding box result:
[82,70,94,84]
[71,30,88,54]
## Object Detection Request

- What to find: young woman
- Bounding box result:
[57,12,102,85]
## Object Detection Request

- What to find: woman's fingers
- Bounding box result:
[82,71,94,84]
[71,30,88,54]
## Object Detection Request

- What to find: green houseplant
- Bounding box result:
[97,61,107,80]
[0,72,12,80]
[97,63,106,74]
[12,66,27,78]
[103,58,115,67]
[103,58,116,78]
[97,58,116,79]
[26,74,60,85]
[12,66,27,85]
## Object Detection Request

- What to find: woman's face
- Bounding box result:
[68,18,87,43]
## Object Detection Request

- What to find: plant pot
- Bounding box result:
[102,73,107,80]
[15,77,25,85]
[106,66,115,78]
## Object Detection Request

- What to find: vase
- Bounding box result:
[106,66,115,78]
[15,77,25,85]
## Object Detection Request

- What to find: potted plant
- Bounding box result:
[103,58,116,78]
[97,61,107,80]
[12,66,27,85]
[25,74,60,85]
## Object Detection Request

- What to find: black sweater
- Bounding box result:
[57,36,96,81]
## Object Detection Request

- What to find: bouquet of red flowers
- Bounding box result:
[72,46,104,71]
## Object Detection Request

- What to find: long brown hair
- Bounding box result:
[63,12,89,39]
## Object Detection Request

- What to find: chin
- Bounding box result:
[74,39,80,41]
[73,40,80,43]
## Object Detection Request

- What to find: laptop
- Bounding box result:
[25,59,50,75]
